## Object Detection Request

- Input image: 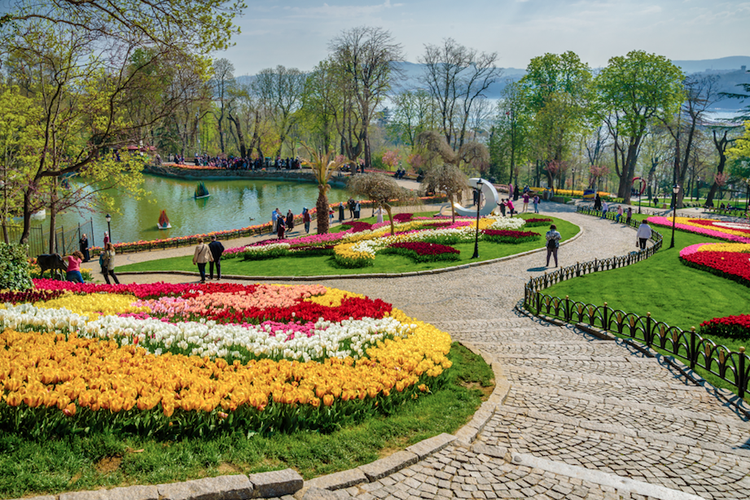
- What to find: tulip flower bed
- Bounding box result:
[647,217,750,243]
[679,243,750,286]
[481,229,540,244]
[381,242,461,263]
[0,281,453,438]
[699,314,750,340]
[521,217,553,227]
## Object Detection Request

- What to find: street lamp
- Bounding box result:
[471,178,482,259]
[571,168,576,195]
[105,213,112,244]
[669,184,679,249]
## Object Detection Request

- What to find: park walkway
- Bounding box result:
[107,205,750,499]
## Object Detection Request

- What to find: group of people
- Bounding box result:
[271,207,311,239]
[392,167,408,179]
[192,235,225,283]
[63,231,119,284]
[496,193,540,217]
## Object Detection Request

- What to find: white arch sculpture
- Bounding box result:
[439,178,500,217]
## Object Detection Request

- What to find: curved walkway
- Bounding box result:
[96,205,750,499]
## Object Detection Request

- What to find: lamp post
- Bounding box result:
[638,183,642,215]
[105,213,112,244]
[571,168,576,195]
[471,178,482,259]
[669,184,679,249]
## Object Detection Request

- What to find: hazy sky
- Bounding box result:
[221,0,750,75]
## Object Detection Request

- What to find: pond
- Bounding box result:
[51,174,352,246]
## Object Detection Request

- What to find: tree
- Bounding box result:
[421,164,469,223]
[347,173,417,235]
[490,80,529,185]
[419,38,501,151]
[302,147,346,235]
[389,88,437,147]
[519,51,592,188]
[299,60,339,152]
[212,58,235,154]
[253,65,307,157]
[594,50,684,203]
[329,26,403,169]
[2,0,243,244]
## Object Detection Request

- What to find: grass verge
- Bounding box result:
[0,343,493,498]
[117,213,577,276]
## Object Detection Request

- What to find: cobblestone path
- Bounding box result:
[127,206,750,499]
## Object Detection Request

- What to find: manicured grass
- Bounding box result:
[0,343,492,498]
[544,228,750,351]
[118,213,577,276]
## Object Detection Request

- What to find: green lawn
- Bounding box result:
[0,343,492,498]
[118,213,577,276]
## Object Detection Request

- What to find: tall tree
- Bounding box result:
[212,58,235,155]
[329,26,403,169]
[594,50,684,203]
[419,38,501,151]
[302,147,345,235]
[2,0,243,244]
[519,51,592,189]
[252,65,307,157]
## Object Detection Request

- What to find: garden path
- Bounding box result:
[119,205,750,499]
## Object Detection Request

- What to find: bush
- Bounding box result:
[0,243,33,290]
[393,213,413,223]
[699,314,750,340]
[522,218,553,227]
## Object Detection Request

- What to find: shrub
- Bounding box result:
[522,218,553,227]
[393,213,413,223]
[0,243,33,290]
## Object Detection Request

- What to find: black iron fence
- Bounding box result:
[5,219,95,257]
[522,206,750,399]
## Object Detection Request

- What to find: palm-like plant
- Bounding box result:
[302,146,346,234]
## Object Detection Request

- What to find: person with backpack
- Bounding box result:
[208,235,225,281]
[545,224,562,268]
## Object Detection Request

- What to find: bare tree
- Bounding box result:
[252,65,307,157]
[347,173,418,235]
[329,26,403,169]
[212,58,235,154]
[419,38,502,151]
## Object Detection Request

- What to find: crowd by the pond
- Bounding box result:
[167,154,304,171]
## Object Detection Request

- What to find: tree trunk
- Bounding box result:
[385,204,395,236]
[706,130,730,207]
[48,180,57,254]
[228,113,247,158]
[316,186,329,235]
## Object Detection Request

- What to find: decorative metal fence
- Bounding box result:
[5,220,94,257]
[522,206,750,399]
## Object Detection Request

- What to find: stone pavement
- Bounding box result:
[109,204,750,499]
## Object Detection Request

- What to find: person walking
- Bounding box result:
[302,207,311,233]
[533,194,540,214]
[65,251,85,283]
[101,242,121,285]
[192,238,213,284]
[354,200,361,219]
[271,208,279,234]
[276,215,286,239]
[79,234,90,262]
[208,235,225,280]
[626,207,633,225]
[286,209,294,232]
[348,198,355,218]
[636,220,652,250]
[594,193,602,211]
[338,202,345,223]
[545,224,562,267]
[522,192,530,213]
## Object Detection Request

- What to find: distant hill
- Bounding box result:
[235,57,750,111]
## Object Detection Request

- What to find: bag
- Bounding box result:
[547,238,556,249]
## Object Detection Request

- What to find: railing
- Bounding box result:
[522,206,750,400]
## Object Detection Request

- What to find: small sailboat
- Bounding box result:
[158,209,172,229]
[195,181,210,199]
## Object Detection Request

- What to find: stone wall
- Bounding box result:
[144,164,349,187]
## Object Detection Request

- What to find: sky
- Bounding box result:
[221,0,750,76]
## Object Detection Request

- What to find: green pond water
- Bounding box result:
[52,174,351,245]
